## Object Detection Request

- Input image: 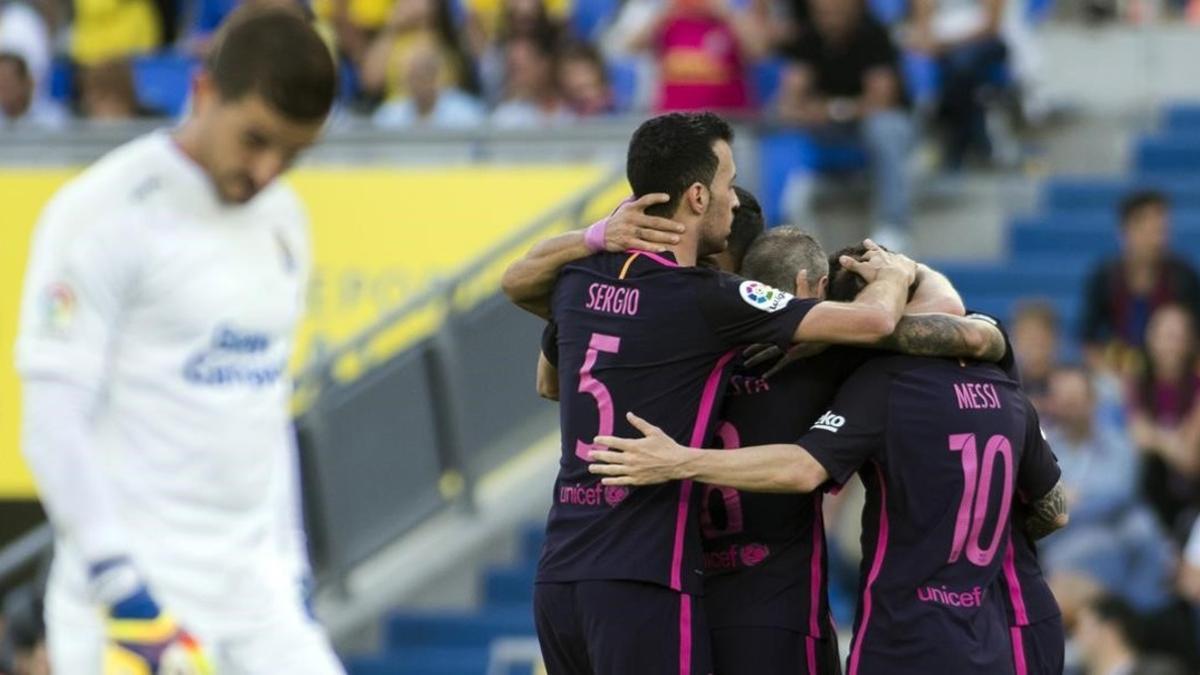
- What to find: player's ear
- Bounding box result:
[817,274,829,300]
[685,182,706,215]
[190,70,217,116]
[794,269,812,299]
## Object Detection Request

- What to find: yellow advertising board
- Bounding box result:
[0,165,621,498]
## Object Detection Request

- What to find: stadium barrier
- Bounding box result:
[296,167,625,584]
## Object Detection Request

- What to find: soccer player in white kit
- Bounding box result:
[14,8,345,674]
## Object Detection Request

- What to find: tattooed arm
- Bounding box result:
[872,313,1006,362]
[1024,479,1070,540]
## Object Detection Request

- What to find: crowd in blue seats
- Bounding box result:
[923,100,1200,674]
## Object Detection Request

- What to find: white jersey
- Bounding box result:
[16,131,311,635]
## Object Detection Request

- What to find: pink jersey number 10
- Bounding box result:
[574,333,622,462]
[700,421,746,538]
[947,433,1015,567]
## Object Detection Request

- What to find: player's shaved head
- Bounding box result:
[626,112,734,219]
[207,6,336,122]
[741,227,826,294]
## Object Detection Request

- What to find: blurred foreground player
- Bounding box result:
[589,249,1069,675]
[15,8,343,675]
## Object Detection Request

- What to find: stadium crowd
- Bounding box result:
[996,188,1200,673]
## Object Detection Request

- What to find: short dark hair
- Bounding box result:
[1085,594,1140,645]
[0,52,29,81]
[1013,300,1060,333]
[742,226,825,293]
[728,186,765,267]
[558,41,607,83]
[1119,189,1169,229]
[206,7,337,122]
[826,243,917,302]
[627,112,734,218]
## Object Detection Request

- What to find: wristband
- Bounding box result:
[584,218,608,253]
[88,556,143,607]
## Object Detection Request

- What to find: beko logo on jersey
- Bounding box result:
[183,326,286,387]
[811,411,845,433]
[738,281,794,313]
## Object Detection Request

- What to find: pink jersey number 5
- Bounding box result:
[574,333,622,462]
[947,433,1015,567]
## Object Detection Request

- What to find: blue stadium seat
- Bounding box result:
[1133,135,1200,174]
[571,0,621,41]
[759,131,869,226]
[753,58,786,107]
[1009,214,1200,255]
[869,0,909,25]
[519,522,545,562]
[964,293,1082,333]
[1162,102,1200,134]
[607,58,639,113]
[484,565,537,606]
[1026,0,1056,23]
[345,647,496,675]
[901,50,940,108]
[1041,176,1200,212]
[132,53,197,118]
[339,58,361,103]
[48,57,73,104]
[936,262,1088,298]
[386,607,536,649]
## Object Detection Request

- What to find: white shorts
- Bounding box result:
[46,544,345,675]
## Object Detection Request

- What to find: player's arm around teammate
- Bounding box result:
[501,193,684,318]
[590,412,832,492]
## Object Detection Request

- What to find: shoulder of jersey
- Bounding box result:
[41,135,167,230]
[253,179,306,223]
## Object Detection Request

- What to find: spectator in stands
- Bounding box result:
[372,39,485,127]
[1073,594,1190,675]
[1012,300,1060,410]
[360,0,479,105]
[187,0,335,57]
[909,0,1009,170]
[1129,304,1200,537]
[491,34,571,127]
[1040,365,1175,612]
[1081,190,1200,374]
[0,0,54,101]
[557,41,614,116]
[78,59,150,120]
[775,0,914,249]
[318,0,392,69]
[69,0,160,67]
[620,0,764,113]
[0,586,47,675]
[465,0,567,53]
[476,0,565,104]
[0,52,64,129]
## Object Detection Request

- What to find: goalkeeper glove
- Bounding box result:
[89,557,213,675]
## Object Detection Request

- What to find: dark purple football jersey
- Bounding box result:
[703,346,869,635]
[539,250,817,594]
[967,311,1064,632]
[800,354,1062,675]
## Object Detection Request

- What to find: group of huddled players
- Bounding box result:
[502,111,1070,675]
